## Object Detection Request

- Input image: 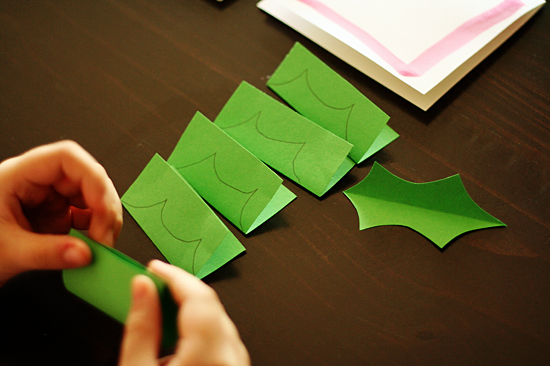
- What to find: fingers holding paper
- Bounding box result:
[0,140,122,285]
[119,260,250,366]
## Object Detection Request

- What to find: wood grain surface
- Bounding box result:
[1,1,549,365]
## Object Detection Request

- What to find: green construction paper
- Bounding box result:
[195,232,243,279]
[364,125,400,159]
[168,112,296,234]
[343,162,506,248]
[62,229,178,349]
[121,154,245,277]
[248,184,297,232]
[214,81,355,197]
[267,42,398,164]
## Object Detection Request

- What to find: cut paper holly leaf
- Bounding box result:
[168,112,296,234]
[63,229,178,349]
[343,162,506,248]
[121,154,245,278]
[268,42,399,164]
[214,81,355,197]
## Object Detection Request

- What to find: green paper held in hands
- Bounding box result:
[62,229,178,349]
[168,112,296,234]
[343,162,506,248]
[214,81,355,197]
[268,42,399,164]
[122,154,245,278]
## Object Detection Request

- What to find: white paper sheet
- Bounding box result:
[258,0,545,109]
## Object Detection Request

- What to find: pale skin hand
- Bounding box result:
[0,140,123,286]
[0,141,248,364]
[119,260,251,366]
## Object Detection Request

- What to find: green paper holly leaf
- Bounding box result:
[344,162,506,248]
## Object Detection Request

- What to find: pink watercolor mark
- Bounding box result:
[298,0,525,77]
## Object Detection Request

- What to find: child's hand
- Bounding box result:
[119,260,250,366]
[0,140,122,285]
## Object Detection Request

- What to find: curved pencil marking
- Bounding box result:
[270,69,355,140]
[221,111,305,183]
[122,199,202,274]
[240,188,259,230]
[176,153,258,230]
[220,111,260,130]
[253,111,306,184]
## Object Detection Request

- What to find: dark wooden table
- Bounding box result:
[1,1,549,365]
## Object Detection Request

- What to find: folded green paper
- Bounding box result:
[122,154,245,278]
[214,81,355,197]
[62,229,178,349]
[343,162,506,248]
[268,42,398,164]
[168,112,296,234]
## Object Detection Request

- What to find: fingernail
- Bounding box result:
[102,227,117,246]
[63,244,88,266]
[148,259,168,273]
[132,276,146,302]
[131,275,153,305]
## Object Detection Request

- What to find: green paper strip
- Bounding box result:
[168,112,296,234]
[268,42,398,164]
[215,81,355,197]
[62,229,178,349]
[122,154,245,276]
[343,162,506,248]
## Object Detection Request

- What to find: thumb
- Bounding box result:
[119,275,162,366]
[8,229,92,273]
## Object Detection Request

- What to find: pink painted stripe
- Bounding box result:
[298,0,525,77]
